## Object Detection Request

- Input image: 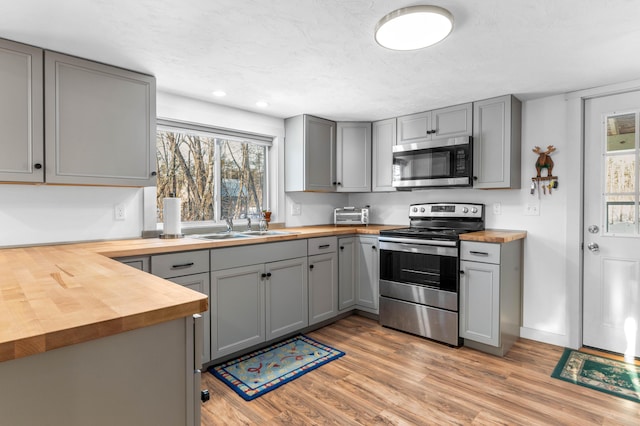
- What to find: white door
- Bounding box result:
[584,91,640,360]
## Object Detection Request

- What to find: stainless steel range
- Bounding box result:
[378,202,485,346]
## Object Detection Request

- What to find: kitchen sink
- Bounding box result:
[240,230,297,236]
[192,232,252,240]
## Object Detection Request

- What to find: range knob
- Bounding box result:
[471,207,478,214]
[412,207,418,212]
[420,207,426,212]
[462,207,469,213]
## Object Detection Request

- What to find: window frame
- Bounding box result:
[156,118,272,227]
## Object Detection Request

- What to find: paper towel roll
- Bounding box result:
[163,197,182,235]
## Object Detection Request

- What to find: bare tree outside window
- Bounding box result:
[156,127,267,224]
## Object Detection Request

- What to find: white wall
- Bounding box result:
[0,185,144,247]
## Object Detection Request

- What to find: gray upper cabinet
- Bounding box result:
[371,118,396,192]
[0,39,44,183]
[44,51,156,186]
[336,122,371,192]
[397,103,472,145]
[472,95,522,189]
[285,115,336,192]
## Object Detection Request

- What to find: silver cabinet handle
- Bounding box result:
[469,251,489,256]
[318,244,330,249]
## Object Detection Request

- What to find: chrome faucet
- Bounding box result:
[246,216,252,231]
[224,216,233,233]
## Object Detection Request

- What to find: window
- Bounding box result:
[156,120,271,225]
[603,112,639,235]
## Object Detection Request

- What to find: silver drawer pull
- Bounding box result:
[469,251,489,256]
[318,244,330,249]
[171,262,195,269]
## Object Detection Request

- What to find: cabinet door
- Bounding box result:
[432,103,472,140]
[44,51,156,186]
[338,237,357,311]
[308,252,338,325]
[168,272,211,363]
[472,95,522,189]
[357,237,379,312]
[372,118,396,192]
[266,257,308,340]
[459,260,500,347]
[211,264,265,359]
[116,256,150,272]
[304,115,336,191]
[397,111,430,145]
[0,39,43,183]
[336,122,371,192]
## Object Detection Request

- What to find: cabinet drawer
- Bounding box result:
[151,250,209,278]
[308,236,337,255]
[460,241,500,264]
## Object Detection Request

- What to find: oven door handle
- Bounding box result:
[378,237,458,247]
[379,240,458,257]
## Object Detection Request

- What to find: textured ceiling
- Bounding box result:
[2,0,640,121]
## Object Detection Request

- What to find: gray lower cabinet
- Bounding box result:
[308,237,338,325]
[210,240,308,360]
[115,255,150,272]
[472,95,522,189]
[372,118,396,192]
[150,250,211,362]
[338,237,357,311]
[357,236,379,313]
[0,38,44,183]
[338,236,380,314]
[44,51,156,186]
[459,240,522,356]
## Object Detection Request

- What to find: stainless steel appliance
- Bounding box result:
[334,206,369,225]
[392,136,472,189]
[378,202,484,346]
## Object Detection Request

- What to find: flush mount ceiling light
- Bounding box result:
[375,5,454,51]
[212,90,226,97]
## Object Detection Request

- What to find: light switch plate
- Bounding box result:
[291,203,302,216]
[524,202,540,216]
[493,202,502,215]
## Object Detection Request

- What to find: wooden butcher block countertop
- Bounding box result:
[0,225,399,362]
[459,229,527,243]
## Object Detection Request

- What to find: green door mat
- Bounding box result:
[551,348,639,403]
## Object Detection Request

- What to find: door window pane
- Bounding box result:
[605,154,635,193]
[605,196,636,234]
[607,113,636,152]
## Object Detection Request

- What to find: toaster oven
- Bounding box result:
[334,207,369,225]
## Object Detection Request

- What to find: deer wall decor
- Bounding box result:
[533,145,556,177]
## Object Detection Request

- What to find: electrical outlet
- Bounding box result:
[493,202,502,215]
[114,203,126,220]
[291,203,301,216]
[524,202,540,216]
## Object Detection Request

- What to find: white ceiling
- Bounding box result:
[3,0,640,121]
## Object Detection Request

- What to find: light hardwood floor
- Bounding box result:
[201,315,639,425]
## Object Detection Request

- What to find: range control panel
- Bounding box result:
[408,203,484,219]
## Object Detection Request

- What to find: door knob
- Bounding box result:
[587,242,599,253]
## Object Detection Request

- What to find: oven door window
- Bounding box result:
[380,249,458,292]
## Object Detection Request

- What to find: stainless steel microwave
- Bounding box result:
[392,136,472,189]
